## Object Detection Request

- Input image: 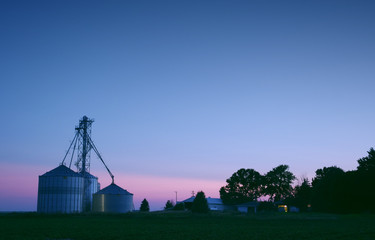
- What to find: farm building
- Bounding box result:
[179,197,234,211]
[236,201,259,214]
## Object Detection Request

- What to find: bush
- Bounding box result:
[164,200,174,210]
[173,202,185,211]
[192,191,209,213]
[140,199,150,212]
[258,202,277,212]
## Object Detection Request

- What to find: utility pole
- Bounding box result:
[174,191,177,204]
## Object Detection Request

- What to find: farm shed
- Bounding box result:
[236,201,259,214]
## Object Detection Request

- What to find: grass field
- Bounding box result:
[1,211,374,240]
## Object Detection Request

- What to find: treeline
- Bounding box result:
[220,165,296,204]
[308,148,375,213]
[220,148,375,213]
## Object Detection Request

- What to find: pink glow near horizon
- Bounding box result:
[0,163,226,211]
[0,162,42,211]
[95,170,225,211]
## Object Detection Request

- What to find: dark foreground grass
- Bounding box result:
[1,211,374,240]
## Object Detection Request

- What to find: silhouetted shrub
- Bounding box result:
[140,199,150,212]
[258,202,277,212]
[192,191,209,213]
[173,202,185,210]
[164,200,174,210]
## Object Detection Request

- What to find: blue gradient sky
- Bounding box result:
[1,0,375,211]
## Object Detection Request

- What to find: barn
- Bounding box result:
[179,197,234,211]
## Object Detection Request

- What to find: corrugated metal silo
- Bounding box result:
[92,183,134,213]
[37,165,84,213]
[81,172,99,212]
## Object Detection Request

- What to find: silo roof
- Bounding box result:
[94,183,133,195]
[41,165,81,177]
[81,171,98,179]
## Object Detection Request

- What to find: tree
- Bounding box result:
[290,178,312,212]
[220,168,263,205]
[334,170,360,213]
[140,198,150,212]
[357,147,375,172]
[164,200,174,210]
[192,191,209,213]
[355,148,375,213]
[311,166,345,212]
[263,165,295,202]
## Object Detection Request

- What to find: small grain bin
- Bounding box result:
[92,183,134,213]
[37,165,84,213]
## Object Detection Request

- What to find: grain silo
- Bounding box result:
[82,172,99,212]
[37,165,84,213]
[37,116,128,213]
[92,183,134,213]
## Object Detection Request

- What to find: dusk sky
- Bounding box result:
[1,0,375,211]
